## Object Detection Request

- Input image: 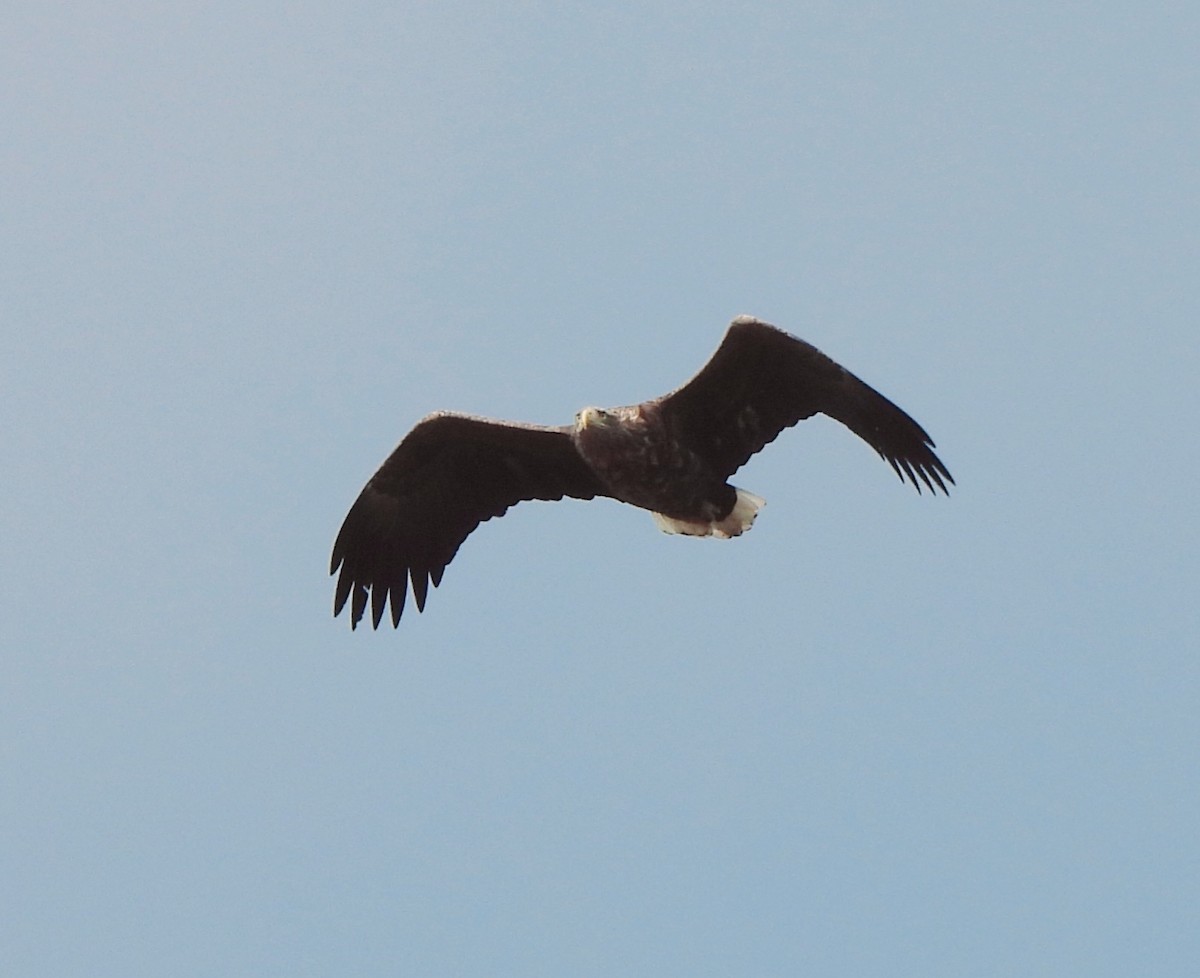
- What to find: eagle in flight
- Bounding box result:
[331,316,953,629]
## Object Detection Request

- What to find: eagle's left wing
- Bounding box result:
[658,317,953,493]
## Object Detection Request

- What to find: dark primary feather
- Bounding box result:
[659,318,954,494]
[330,413,606,629]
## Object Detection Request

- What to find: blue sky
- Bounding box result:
[3,2,1197,975]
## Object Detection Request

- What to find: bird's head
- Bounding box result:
[574,406,613,432]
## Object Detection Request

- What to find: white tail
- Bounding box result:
[651,488,766,539]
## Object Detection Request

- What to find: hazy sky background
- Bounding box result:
[4,3,1197,975]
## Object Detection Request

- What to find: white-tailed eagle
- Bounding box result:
[331,317,953,629]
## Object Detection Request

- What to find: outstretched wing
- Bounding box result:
[657,317,953,493]
[331,412,607,629]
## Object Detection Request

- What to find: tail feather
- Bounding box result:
[651,488,766,539]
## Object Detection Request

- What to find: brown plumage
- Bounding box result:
[331,316,953,629]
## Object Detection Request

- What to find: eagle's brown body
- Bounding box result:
[572,404,741,531]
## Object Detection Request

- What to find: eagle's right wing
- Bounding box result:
[331,413,607,629]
